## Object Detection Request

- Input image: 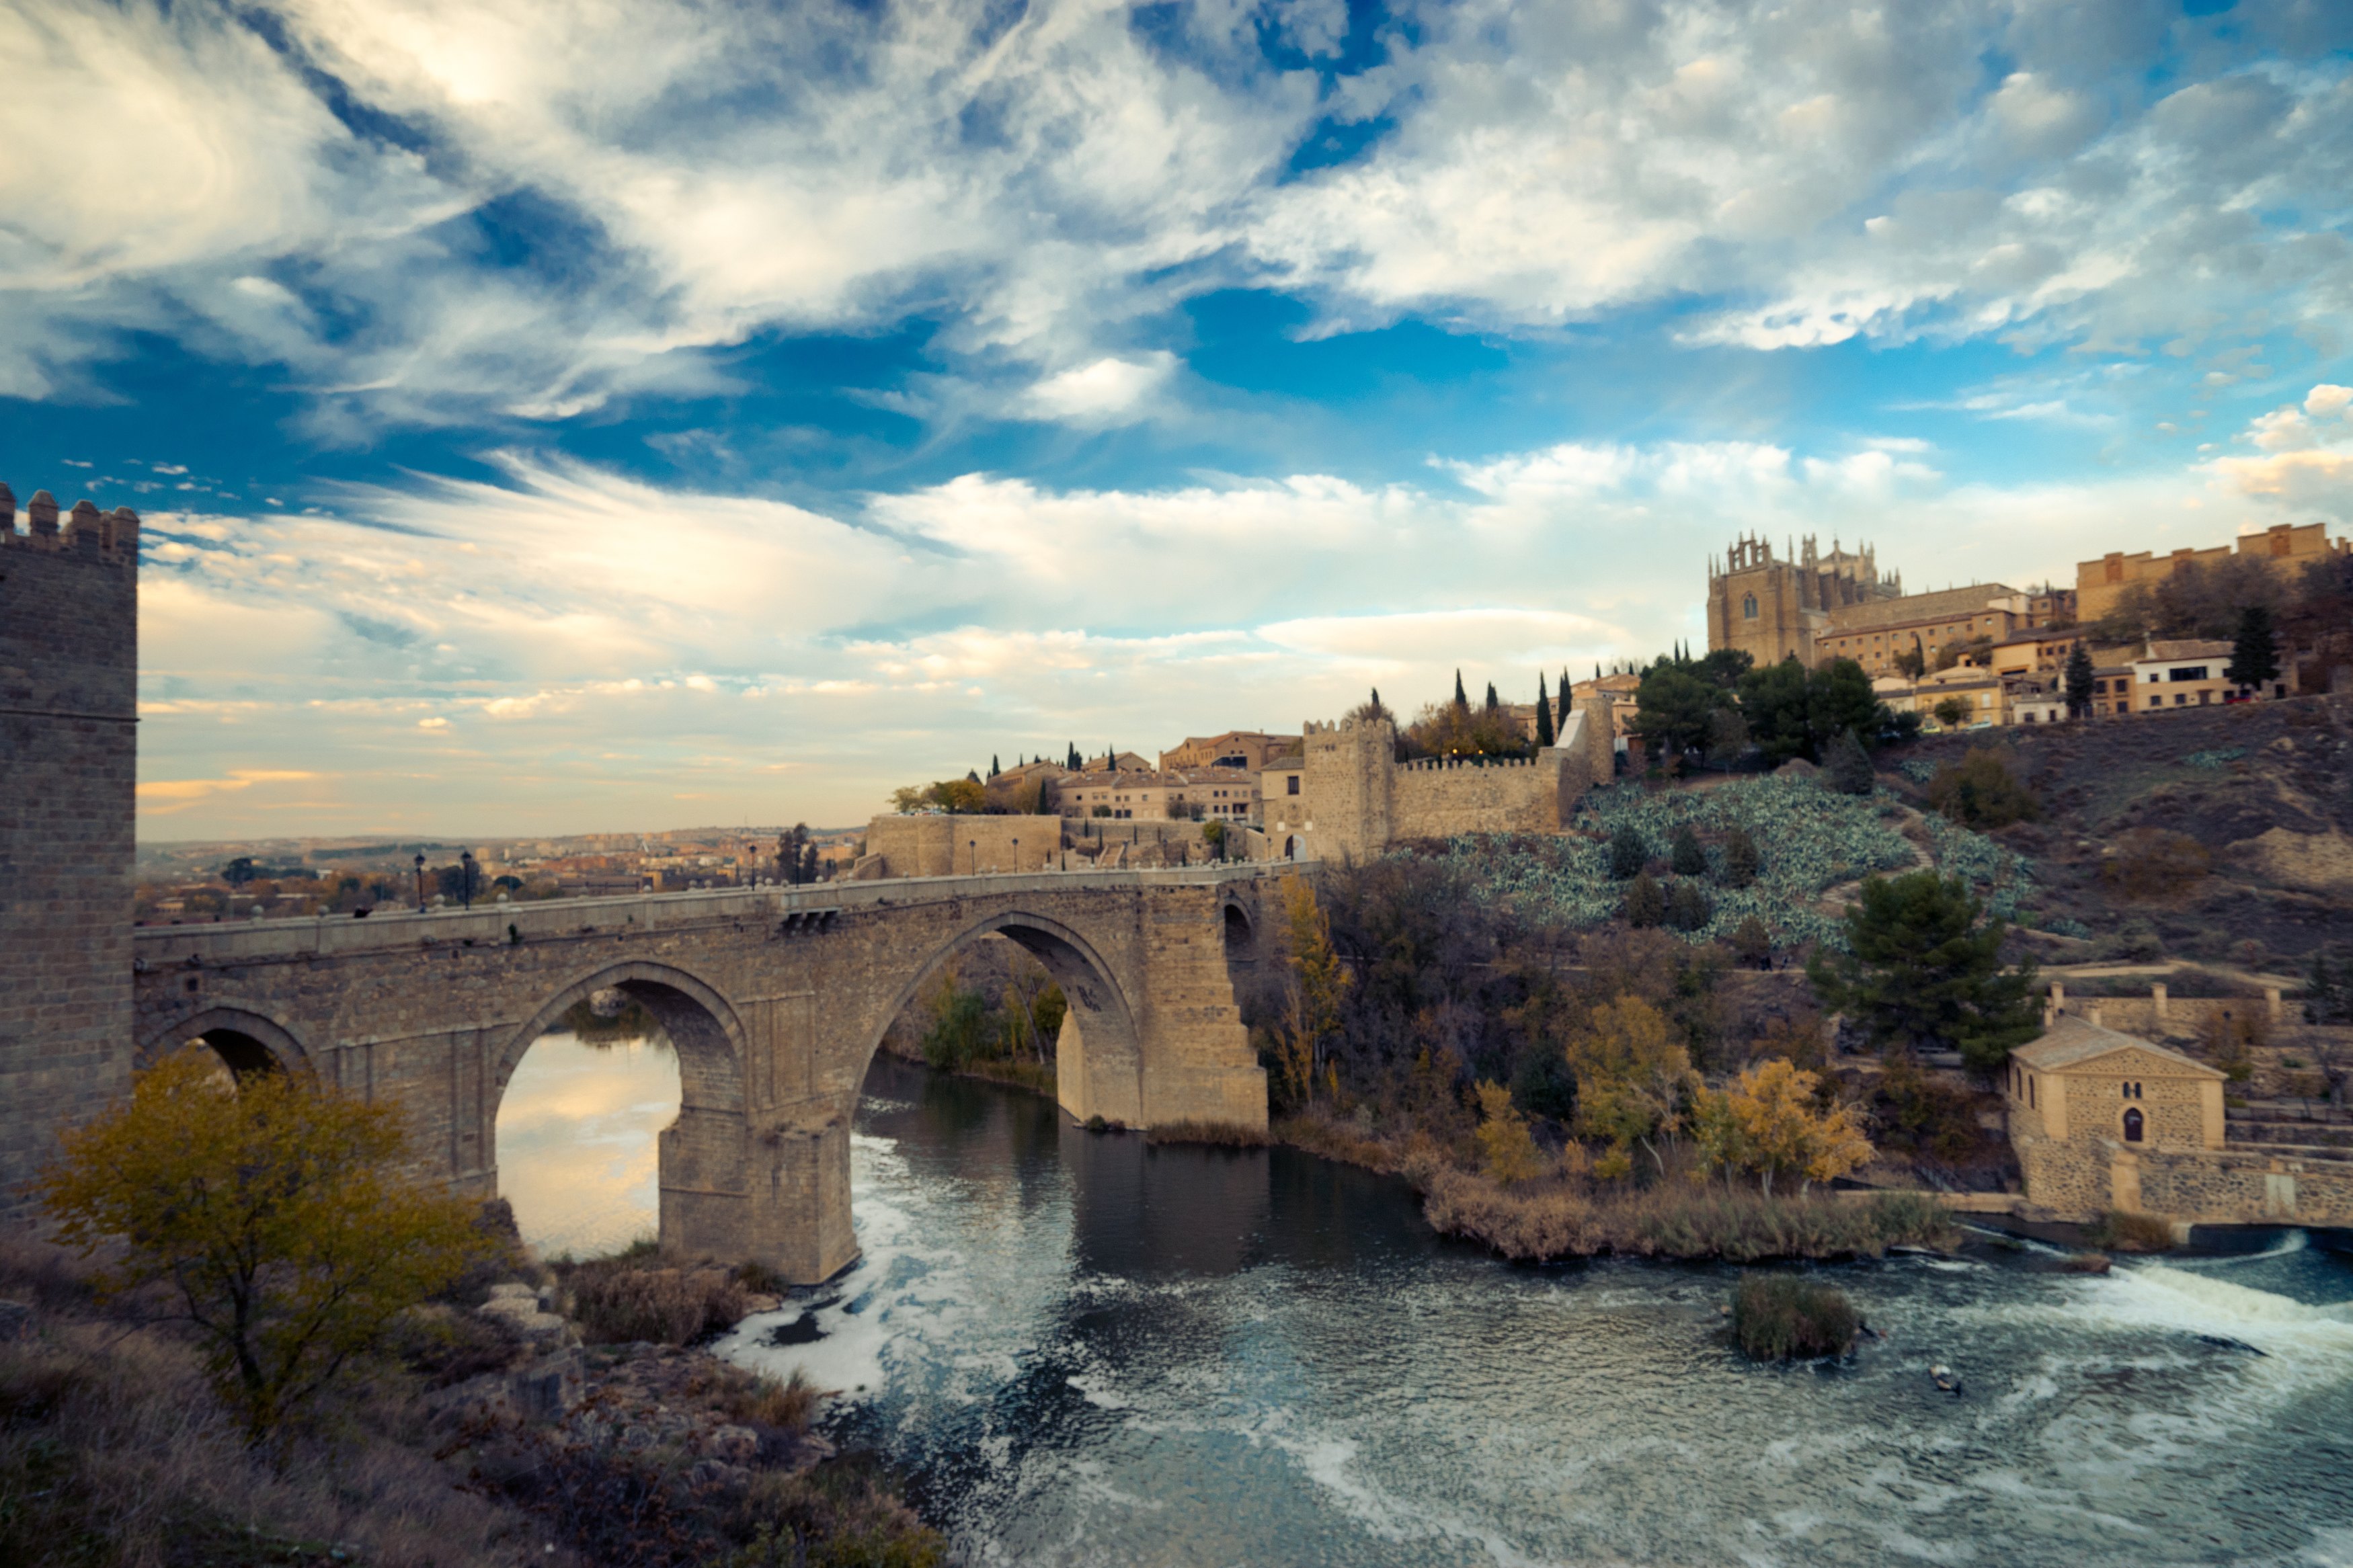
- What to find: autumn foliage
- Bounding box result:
[37,1050,491,1444]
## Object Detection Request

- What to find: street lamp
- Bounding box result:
[413,853,427,913]
[461,850,476,911]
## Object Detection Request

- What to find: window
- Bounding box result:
[2123,1108,2144,1143]
[1743,593,1757,619]
[2167,666,2208,682]
[2028,1077,2036,1109]
[1287,776,1300,796]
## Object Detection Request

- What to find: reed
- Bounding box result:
[1731,1272,1860,1360]
[1144,1120,1271,1147]
[1419,1171,1957,1263]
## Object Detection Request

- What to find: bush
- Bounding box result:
[725,1456,947,1568]
[2086,1210,2175,1253]
[1143,1120,1270,1147]
[562,1257,750,1344]
[2100,829,2211,900]
[1728,915,1773,970]
[1471,1083,1545,1185]
[1732,1272,1860,1360]
[1722,827,1760,889]
[1624,871,1665,928]
[1925,747,2040,829]
[1665,878,1713,932]
[1609,825,1648,880]
[1417,1178,1955,1263]
[1670,823,1708,876]
[1825,728,1874,796]
[717,1366,820,1433]
[1871,1053,1987,1163]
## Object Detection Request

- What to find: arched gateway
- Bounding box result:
[131,866,1275,1284]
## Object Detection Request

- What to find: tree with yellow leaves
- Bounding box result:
[38,1050,492,1446]
[1565,996,1693,1175]
[1691,1058,1873,1197]
[1273,874,1351,1108]
[1472,1081,1546,1185]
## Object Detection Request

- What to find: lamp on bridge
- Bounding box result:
[461,850,477,911]
[413,853,427,913]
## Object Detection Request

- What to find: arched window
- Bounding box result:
[1742,593,1758,620]
[2123,1108,2144,1143]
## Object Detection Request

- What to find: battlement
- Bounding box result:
[0,485,141,564]
[1398,753,1542,772]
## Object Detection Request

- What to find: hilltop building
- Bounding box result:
[2075,521,2344,624]
[1261,688,1616,862]
[1158,731,1298,772]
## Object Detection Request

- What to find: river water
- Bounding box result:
[503,1041,2353,1567]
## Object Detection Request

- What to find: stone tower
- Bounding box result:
[1706,533,1901,667]
[1299,715,1394,863]
[0,485,140,1216]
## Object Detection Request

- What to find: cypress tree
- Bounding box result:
[1454,669,1469,711]
[2226,605,2281,693]
[1535,673,1555,747]
[2063,643,2095,716]
[990,754,1000,778]
[1484,681,1499,712]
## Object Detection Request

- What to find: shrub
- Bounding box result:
[726,1457,947,1568]
[2199,1007,2264,1081]
[2100,829,2211,900]
[1925,747,2040,829]
[563,1258,750,1344]
[1871,1053,1987,1163]
[2086,1210,2175,1253]
[1731,1272,1860,1360]
[717,1366,820,1433]
[1670,823,1708,876]
[1722,826,1760,889]
[1825,728,1874,796]
[1624,871,1666,927]
[1728,915,1773,970]
[1144,1120,1271,1147]
[1609,825,1648,880]
[1665,878,1713,932]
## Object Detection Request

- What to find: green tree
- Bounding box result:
[1631,661,1723,762]
[1931,695,1971,729]
[1808,659,1880,750]
[2227,604,2281,692]
[1807,870,2042,1077]
[1624,871,1666,929]
[1609,825,1648,880]
[1535,673,1555,747]
[2063,641,2096,716]
[38,1051,490,1446]
[1722,827,1760,889]
[221,856,258,888]
[1669,823,1707,876]
[1736,655,1814,764]
[1824,727,1874,795]
[1696,648,1754,690]
[1453,669,1468,712]
[1273,874,1351,1107]
[1893,641,1926,679]
[1665,879,1713,932]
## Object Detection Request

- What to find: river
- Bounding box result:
[502,1038,2353,1567]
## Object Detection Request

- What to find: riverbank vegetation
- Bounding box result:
[1731,1273,1862,1360]
[1244,850,1996,1262]
[883,946,1065,1098]
[7,1053,947,1568]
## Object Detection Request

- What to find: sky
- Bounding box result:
[6,0,2352,840]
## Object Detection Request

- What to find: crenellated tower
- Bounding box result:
[0,485,141,1215]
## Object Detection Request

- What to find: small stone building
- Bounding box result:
[2008,1016,2353,1226]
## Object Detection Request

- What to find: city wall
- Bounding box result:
[0,486,140,1216]
[855,814,1063,877]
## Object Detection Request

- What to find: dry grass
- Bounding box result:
[558,1256,750,1346]
[0,1244,544,1568]
[1731,1273,1860,1360]
[1143,1120,1271,1148]
[713,1366,821,1433]
[723,1456,946,1568]
[1420,1169,1957,1263]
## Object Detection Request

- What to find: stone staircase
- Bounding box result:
[2225,1098,2352,1155]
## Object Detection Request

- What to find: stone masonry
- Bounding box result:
[0,485,139,1219]
[132,868,1276,1282]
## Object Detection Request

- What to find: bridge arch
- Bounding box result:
[136,1005,311,1079]
[497,960,750,1260]
[864,908,1146,1126]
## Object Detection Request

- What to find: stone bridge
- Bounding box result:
[132,864,1280,1284]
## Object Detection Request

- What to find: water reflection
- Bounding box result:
[495,1032,678,1257]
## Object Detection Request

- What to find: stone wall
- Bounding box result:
[2048,989,2283,1042]
[130,867,1276,1281]
[0,485,139,1218]
[2020,1132,2353,1225]
[859,814,1064,876]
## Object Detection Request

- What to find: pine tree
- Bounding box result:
[2226,604,2281,693]
[1825,727,1874,795]
[1807,871,2041,1078]
[2063,641,2096,716]
[1535,673,1556,747]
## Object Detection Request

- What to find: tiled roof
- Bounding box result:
[1820,584,2020,634]
[2012,1015,2225,1078]
[2137,640,2231,662]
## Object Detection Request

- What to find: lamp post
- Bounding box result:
[413,853,427,913]
[461,850,476,911]
[968,839,976,876]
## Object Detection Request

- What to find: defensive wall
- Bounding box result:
[130,866,1278,1282]
[853,814,1063,877]
[1263,693,1614,862]
[0,486,140,1216]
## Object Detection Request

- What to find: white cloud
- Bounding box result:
[2206,383,2353,518]
[1019,353,1178,425]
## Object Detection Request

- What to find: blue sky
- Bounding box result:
[5,0,2351,837]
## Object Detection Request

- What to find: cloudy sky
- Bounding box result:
[7,0,2350,839]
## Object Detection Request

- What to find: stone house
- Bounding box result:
[2008,1016,2353,1226]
